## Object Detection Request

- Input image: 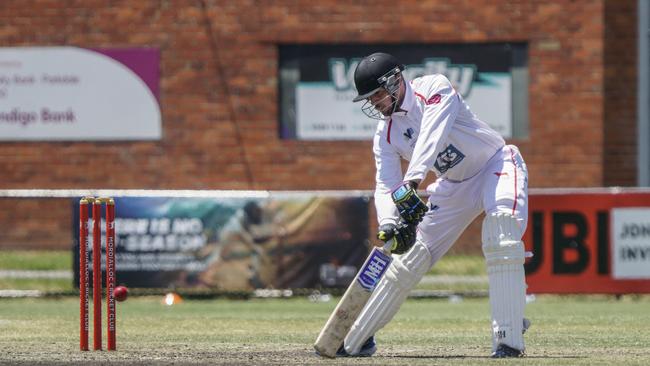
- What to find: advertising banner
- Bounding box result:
[73,195,369,290]
[524,189,650,294]
[279,44,527,140]
[0,47,161,140]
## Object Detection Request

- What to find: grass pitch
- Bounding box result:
[1,295,649,365]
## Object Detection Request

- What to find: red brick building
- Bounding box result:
[0,0,640,249]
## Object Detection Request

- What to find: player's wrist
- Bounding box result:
[378,217,399,226]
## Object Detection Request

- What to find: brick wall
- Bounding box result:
[0,0,637,250]
[604,0,638,186]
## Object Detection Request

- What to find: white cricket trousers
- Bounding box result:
[418,144,529,263]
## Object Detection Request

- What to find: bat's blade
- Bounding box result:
[313,246,392,358]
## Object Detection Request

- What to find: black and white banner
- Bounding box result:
[279,43,527,140]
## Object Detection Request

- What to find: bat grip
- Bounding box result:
[381,238,395,253]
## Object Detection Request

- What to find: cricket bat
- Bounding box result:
[313,238,394,358]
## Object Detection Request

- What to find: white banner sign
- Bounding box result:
[612,208,650,279]
[282,45,524,141]
[296,69,511,140]
[0,47,161,140]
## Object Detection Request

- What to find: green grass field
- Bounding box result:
[1,295,649,365]
[0,251,489,293]
[2,251,649,365]
[0,251,487,274]
[0,250,71,270]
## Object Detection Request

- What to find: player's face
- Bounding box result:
[368,89,394,116]
[359,75,403,120]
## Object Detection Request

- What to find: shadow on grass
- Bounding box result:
[386,354,587,359]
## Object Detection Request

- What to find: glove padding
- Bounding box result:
[377,222,417,255]
[391,181,428,225]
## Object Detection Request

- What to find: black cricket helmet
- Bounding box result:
[352,52,405,102]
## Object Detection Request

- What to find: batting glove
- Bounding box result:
[391,181,428,225]
[377,222,417,255]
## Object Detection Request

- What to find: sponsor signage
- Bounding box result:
[356,249,391,291]
[0,47,161,140]
[73,195,369,290]
[611,208,650,279]
[524,189,650,293]
[279,43,527,140]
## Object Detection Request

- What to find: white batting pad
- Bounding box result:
[482,212,527,352]
[344,241,432,355]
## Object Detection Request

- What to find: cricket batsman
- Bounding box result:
[341,52,530,358]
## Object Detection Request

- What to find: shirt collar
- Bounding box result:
[391,80,414,117]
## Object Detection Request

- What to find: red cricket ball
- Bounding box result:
[114,285,129,302]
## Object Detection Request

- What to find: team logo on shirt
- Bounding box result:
[426,93,442,105]
[403,128,414,140]
[434,144,465,174]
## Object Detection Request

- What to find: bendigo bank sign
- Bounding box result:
[524,189,650,294]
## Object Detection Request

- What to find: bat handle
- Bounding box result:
[381,238,395,253]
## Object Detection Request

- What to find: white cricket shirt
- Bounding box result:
[373,74,505,225]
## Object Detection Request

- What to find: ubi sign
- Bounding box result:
[523,190,650,294]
